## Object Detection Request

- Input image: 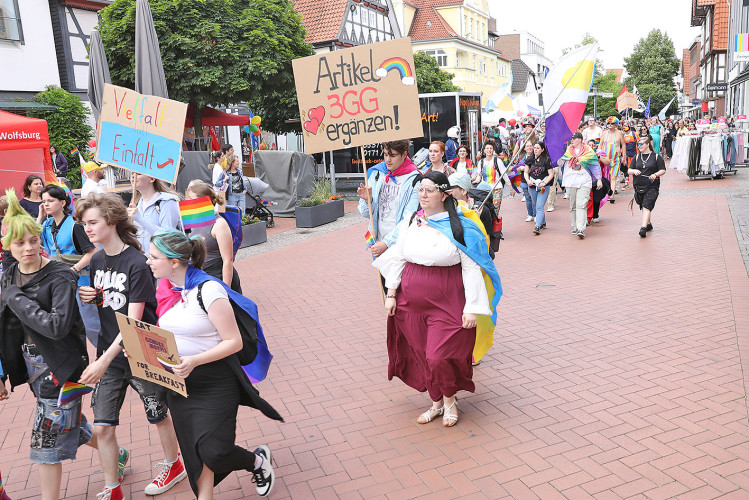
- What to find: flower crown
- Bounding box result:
[606,116,620,125]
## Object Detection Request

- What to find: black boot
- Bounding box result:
[639,227,647,237]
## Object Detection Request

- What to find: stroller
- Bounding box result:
[245,177,275,228]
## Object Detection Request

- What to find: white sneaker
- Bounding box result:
[252,446,274,497]
[563,193,569,199]
[521,196,526,201]
[525,215,533,222]
[592,217,600,222]
[547,206,554,212]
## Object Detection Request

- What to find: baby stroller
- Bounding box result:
[245,177,275,228]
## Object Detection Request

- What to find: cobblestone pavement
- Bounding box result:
[2,169,749,499]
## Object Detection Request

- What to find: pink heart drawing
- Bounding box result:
[303,106,326,135]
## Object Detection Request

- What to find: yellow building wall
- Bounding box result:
[437,6,460,34]
[403,4,416,35]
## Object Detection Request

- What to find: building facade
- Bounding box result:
[690,0,729,117]
[727,0,749,116]
[391,0,511,107]
[496,32,551,111]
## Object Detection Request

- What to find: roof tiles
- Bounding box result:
[292,0,347,45]
[713,0,729,51]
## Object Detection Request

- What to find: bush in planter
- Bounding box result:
[241,214,262,225]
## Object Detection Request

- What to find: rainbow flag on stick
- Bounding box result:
[57,381,93,406]
[70,147,79,156]
[365,230,375,250]
[179,196,215,230]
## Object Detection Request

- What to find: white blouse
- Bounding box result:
[158,280,228,357]
[373,212,491,315]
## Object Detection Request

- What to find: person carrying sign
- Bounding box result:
[149,230,282,498]
[75,194,185,500]
[357,140,420,258]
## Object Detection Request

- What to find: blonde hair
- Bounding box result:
[224,154,238,172]
[2,189,42,248]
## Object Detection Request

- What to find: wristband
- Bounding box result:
[386,294,396,299]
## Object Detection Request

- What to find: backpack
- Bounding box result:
[219,205,243,257]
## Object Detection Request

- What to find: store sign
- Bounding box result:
[95,84,188,183]
[691,99,701,105]
[734,33,749,62]
[292,38,422,154]
[737,115,747,121]
[706,83,728,92]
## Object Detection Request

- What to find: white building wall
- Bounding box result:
[0,0,60,92]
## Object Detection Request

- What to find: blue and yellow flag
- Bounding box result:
[427,214,502,361]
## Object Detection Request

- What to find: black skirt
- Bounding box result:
[167,356,282,493]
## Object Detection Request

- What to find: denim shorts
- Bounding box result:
[91,362,169,426]
[24,352,93,464]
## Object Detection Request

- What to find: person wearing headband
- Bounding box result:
[373,171,501,428]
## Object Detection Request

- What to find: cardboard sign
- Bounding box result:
[616,92,638,112]
[697,119,710,126]
[116,312,186,397]
[96,84,187,183]
[292,38,422,154]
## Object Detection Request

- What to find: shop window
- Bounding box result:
[0,0,23,43]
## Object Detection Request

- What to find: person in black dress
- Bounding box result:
[629,135,666,237]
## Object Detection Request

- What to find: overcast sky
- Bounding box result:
[490,0,701,72]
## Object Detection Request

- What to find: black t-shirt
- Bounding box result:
[90,245,157,368]
[527,158,553,185]
[632,153,666,188]
[19,198,42,218]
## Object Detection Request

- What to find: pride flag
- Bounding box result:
[47,180,74,210]
[179,196,215,229]
[364,230,375,250]
[506,166,522,193]
[543,44,598,164]
[57,381,93,406]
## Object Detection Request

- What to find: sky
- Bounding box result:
[489,0,701,72]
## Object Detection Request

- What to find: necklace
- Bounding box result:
[641,152,652,165]
[105,243,128,272]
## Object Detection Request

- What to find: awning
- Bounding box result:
[0,101,58,111]
[184,102,249,127]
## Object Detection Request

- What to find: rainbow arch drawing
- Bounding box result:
[375,57,415,85]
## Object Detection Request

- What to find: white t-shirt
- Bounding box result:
[158,280,229,357]
[582,126,602,143]
[212,163,224,186]
[377,178,402,242]
[81,177,105,198]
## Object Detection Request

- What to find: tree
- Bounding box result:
[98,0,313,145]
[624,29,680,117]
[413,51,461,94]
[28,86,94,189]
[586,71,623,118]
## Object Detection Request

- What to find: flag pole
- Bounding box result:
[477,44,599,213]
[361,145,386,305]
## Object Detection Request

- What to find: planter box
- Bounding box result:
[295,199,344,228]
[240,222,267,248]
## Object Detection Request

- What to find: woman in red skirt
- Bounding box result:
[374,171,501,427]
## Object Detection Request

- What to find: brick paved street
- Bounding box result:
[2,169,749,499]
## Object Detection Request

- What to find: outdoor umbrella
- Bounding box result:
[87,29,111,122]
[135,0,169,98]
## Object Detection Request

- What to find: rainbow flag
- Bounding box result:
[365,230,375,250]
[179,196,215,229]
[88,151,95,158]
[70,147,79,156]
[47,180,74,209]
[57,381,93,406]
[0,470,4,498]
[560,144,600,171]
[506,166,522,193]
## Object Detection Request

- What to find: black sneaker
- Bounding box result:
[646,223,653,232]
[533,226,540,235]
[639,227,647,237]
[252,445,274,497]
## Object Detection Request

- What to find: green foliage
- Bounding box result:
[586,71,623,118]
[98,0,313,140]
[241,214,261,225]
[28,86,93,189]
[413,51,461,94]
[624,30,680,118]
[299,178,334,206]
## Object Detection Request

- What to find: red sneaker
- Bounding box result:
[96,485,124,500]
[144,457,186,495]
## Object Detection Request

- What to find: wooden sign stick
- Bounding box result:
[361,145,385,305]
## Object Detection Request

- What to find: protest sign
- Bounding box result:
[292,37,422,154]
[616,92,638,112]
[95,84,187,183]
[116,312,186,397]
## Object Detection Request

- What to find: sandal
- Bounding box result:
[417,406,443,424]
[442,399,459,427]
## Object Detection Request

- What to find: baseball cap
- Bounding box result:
[447,172,472,192]
[571,132,583,140]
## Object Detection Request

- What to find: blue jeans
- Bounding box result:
[520,182,535,216]
[528,186,550,226]
[227,192,246,215]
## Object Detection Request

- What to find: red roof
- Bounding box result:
[607,69,624,82]
[408,0,501,54]
[292,0,347,45]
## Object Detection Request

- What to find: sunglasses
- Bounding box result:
[637,141,647,145]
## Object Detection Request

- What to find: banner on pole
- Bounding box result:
[292,38,422,154]
[616,92,638,112]
[116,313,186,397]
[96,84,187,183]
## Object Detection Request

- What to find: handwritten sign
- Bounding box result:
[116,312,186,397]
[96,84,187,183]
[292,38,422,154]
[616,92,638,112]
